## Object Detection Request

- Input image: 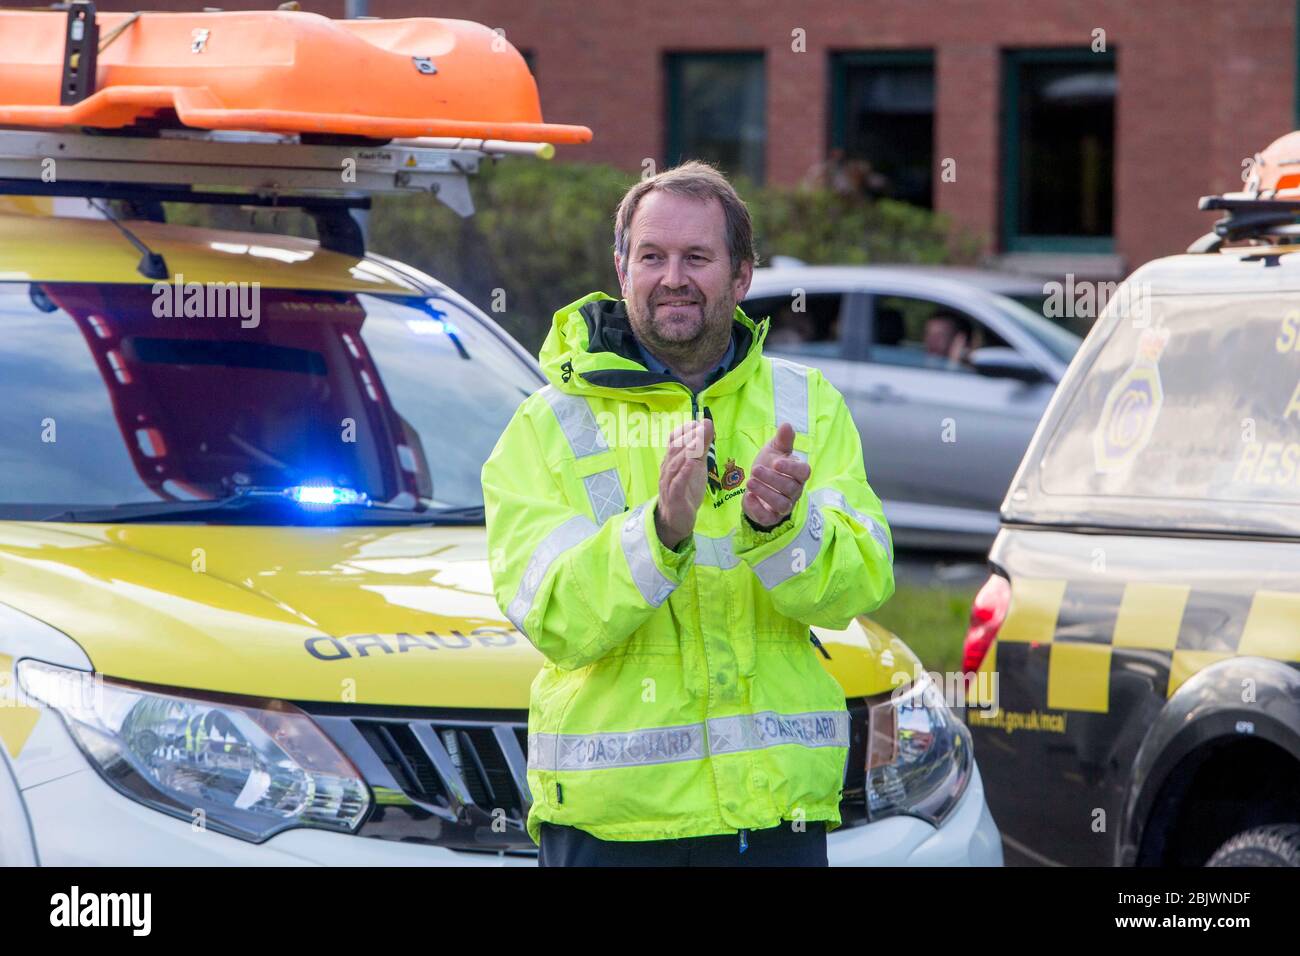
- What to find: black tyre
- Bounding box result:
[1205,824,1300,867]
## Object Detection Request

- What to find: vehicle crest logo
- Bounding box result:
[1094,325,1169,473]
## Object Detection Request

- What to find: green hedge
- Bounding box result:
[169,159,983,355]
[367,160,634,350]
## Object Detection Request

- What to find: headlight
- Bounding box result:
[17,661,370,842]
[865,672,972,827]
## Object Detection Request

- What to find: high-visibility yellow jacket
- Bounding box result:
[482,291,895,844]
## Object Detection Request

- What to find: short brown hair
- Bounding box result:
[614,160,758,277]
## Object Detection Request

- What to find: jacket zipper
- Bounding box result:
[679,383,733,844]
[685,387,719,485]
[681,377,754,858]
[691,383,746,857]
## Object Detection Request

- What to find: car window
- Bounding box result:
[1038,292,1300,507]
[742,292,845,359]
[0,283,540,520]
[869,295,1009,373]
[990,295,1081,364]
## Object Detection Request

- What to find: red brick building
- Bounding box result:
[93,0,1296,279]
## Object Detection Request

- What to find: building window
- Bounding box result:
[666,53,766,185]
[829,51,935,207]
[1002,49,1117,252]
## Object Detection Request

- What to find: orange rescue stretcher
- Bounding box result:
[0,6,593,145]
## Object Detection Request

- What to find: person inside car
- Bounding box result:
[923,312,971,369]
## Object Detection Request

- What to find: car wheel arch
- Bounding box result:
[1119,657,1300,865]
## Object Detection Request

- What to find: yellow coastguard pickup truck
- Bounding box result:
[0,7,999,866]
[0,207,1001,865]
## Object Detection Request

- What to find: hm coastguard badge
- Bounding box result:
[1094,326,1170,473]
[708,456,746,507]
[721,457,745,490]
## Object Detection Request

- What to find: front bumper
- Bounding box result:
[22,766,536,866]
[8,689,1002,866]
[829,761,1002,866]
[18,757,1002,866]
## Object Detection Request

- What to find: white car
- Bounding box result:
[743,265,1081,552]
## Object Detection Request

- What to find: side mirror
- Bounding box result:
[969,346,1045,383]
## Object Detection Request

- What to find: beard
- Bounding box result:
[626,283,736,376]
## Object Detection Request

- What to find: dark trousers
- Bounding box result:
[538,821,827,867]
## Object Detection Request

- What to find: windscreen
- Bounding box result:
[0,282,540,521]
[1037,292,1300,507]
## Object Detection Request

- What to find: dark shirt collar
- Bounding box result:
[634,329,736,391]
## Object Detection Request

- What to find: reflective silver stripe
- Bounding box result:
[750,500,826,590]
[732,358,813,588]
[621,502,676,607]
[693,529,740,569]
[707,710,850,754]
[527,710,848,773]
[810,487,893,563]
[583,468,626,526]
[540,385,627,523]
[528,722,707,771]
[540,385,608,457]
[506,514,598,635]
[770,357,810,434]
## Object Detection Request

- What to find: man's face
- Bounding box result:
[924,316,958,356]
[617,190,752,366]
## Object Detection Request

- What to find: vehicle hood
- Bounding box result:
[0,521,910,707]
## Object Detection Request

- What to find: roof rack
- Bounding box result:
[1189,195,1300,253]
[0,127,551,213]
[1190,130,1300,253]
[0,127,539,256]
[0,6,592,257]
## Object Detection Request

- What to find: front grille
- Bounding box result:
[356,721,444,800]
[300,702,535,852]
[299,700,872,852]
[841,697,872,828]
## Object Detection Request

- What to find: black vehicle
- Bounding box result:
[963,138,1300,867]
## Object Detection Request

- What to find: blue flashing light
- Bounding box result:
[406,317,459,336]
[288,484,369,507]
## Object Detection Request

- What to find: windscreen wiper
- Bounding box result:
[40,491,484,525]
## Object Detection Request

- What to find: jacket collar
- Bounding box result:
[538,292,768,407]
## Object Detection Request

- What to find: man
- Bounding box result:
[481,160,895,867]
[922,312,971,369]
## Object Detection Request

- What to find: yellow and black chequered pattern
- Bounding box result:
[973,578,1300,713]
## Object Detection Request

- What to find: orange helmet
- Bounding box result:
[1243,131,1300,198]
